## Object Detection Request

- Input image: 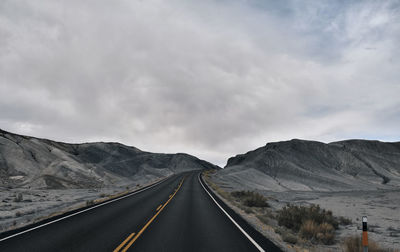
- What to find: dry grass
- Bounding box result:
[299,220,335,244]
[202,173,233,201]
[203,173,269,209]
[299,219,319,239]
[343,235,399,252]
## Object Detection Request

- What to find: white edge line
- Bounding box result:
[0,176,171,242]
[198,174,265,252]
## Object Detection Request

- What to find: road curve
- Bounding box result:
[0,170,282,252]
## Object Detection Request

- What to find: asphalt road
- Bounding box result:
[0,171,282,252]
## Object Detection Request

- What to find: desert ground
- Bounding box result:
[266,189,400,250]
[0,177,163,233]
[209,174,400,251]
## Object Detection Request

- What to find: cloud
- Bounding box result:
[1,0,399,166]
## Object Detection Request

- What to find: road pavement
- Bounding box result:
[0,171,282,252]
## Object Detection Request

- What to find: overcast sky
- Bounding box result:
[1,0,399,166]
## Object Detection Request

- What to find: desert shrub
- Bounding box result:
[244,195,269,207]
[282,233,298,244]
[231,191,249,198]
[86,200,94,206]
[231,191,269,207]
[278,204,339,244]
[343,235,398,252]
[277,204,338,232]
[339,216,352,225]
[299,220,335,244]
[14,193,23,202]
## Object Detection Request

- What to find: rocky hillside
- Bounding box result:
[216,139,400,192]
[0,129,219,189]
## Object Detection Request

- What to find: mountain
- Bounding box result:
[217,139,400,192]
[0,129,219,189]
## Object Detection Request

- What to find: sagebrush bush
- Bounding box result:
[277,204,339,244]
[231,191,249,198]
[231,191,269,207]
[277,204,338,232]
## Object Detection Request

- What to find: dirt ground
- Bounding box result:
[0,177,163,233]
[208,173,400,251]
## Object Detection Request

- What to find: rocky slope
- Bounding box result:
[216,139,400,192]
[0,129,218,189]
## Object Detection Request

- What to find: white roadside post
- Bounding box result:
[362,216,368,252]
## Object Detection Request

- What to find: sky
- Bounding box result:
[1,0,399,166]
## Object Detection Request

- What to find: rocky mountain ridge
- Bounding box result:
[0,129,219,189]
[219,139,400,191]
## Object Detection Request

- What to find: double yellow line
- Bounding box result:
[113,178,185,252]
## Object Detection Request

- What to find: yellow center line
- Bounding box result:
[120,178,185,252]
[113,232,136,252]
[156,204,162,211]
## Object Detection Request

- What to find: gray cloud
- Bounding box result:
[1,0,399,166]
